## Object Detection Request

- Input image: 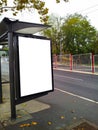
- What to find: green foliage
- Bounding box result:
[42,14,64,54]
[42,13,97,54]
[0,0,68,24]
[95,31,98,54]
[62,13,97,54]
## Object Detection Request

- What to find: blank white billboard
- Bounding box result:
[18,36,53,97]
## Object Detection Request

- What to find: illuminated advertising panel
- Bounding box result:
[18,36,53,97]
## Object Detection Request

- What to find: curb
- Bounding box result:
[53,68,98,75]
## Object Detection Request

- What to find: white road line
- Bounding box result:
[55,88,98,104]
[54,74,83,81]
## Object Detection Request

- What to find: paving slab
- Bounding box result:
[0,83,50,129]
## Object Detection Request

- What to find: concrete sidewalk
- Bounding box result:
[54,67,98,75]
[0,83,50,129]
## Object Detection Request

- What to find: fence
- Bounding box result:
[57,54,71,69]
[53,53,98,74]
[94,55,98,73]
[72,53,92,72]
[1,54,98,79]
[53,54,71,70]
[1,56,9,82]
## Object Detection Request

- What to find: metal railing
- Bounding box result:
[94,54,98,73]
[54,53,98,74]
[72,53,92,72]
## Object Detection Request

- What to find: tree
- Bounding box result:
[61,13,97,54]
[42,13,97,55]
[42,14,64,54]
[0,0,68,24]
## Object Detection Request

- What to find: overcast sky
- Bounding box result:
[0,0,98,29]
[46,0,98,29]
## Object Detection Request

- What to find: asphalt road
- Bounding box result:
[54,69,98,102]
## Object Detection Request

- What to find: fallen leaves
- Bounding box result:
[31,121,38,125]
[19,115,67,128]
[19,121,38,128]
[20,123,31,128]
[48,121,52,125]
[19,112,80,129]
[19,115,66,128]
[60,116,65,119]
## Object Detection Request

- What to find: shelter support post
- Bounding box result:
[8,32,16,120]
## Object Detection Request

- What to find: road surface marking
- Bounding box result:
[54,74,83,81]
[55,88,98,104]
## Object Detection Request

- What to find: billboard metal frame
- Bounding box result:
[14,33,54,103]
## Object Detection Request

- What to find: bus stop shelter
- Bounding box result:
[0,17,54,120]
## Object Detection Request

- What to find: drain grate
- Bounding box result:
[67,120,98,130]
[72,122,98,130]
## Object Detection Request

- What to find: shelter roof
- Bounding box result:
[0,17,50,45]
